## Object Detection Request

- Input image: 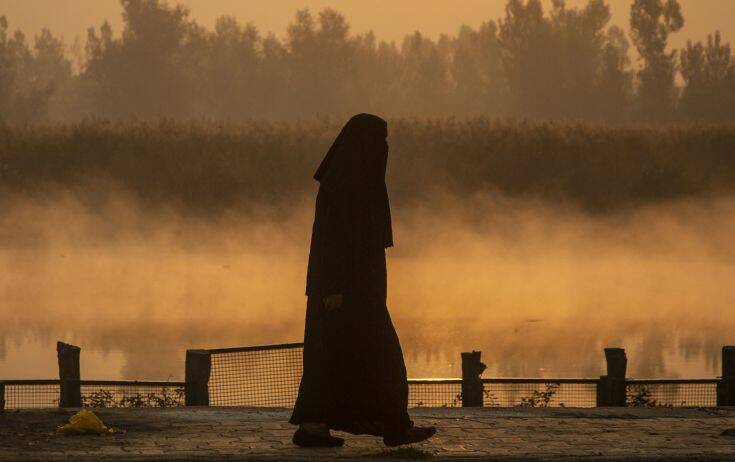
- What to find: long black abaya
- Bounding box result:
[289,114,413,438]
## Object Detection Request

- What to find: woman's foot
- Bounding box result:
[292,426,345,448]
[383,425,436,447]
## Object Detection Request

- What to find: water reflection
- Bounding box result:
[2,195,734,380]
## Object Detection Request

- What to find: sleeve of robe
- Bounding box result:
[319,187,364,297]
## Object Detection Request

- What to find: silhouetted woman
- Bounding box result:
[290,114,436,447]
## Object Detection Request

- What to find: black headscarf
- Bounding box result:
[314,113,393,248]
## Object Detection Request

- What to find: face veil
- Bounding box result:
[314,113,393,248]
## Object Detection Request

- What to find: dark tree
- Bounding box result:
[499,0,550,117]
[450,22,506,115]
[83,0,200,118]
[597,26,634,120]
[630,0,684,121]
[398,31,450,115]
[3,0,735,123]
[0,17,70,123]
[680,31,735,121]
[206,16,262,119]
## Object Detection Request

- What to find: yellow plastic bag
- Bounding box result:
[57,409,114,435]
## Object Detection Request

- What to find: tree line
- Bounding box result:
[3,119,735,215]
[1,0,734,123]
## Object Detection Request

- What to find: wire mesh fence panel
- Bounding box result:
[3,381,60,409]
[408,380,462,408]
[626,380,718,407]
[482,380,598,408]
[209,343,304,407]
[79,381,185,408]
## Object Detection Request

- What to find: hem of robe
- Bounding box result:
[291,294,411,439]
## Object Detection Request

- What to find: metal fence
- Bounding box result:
[208,343,303,407]
[1,380,184,410]
[4,342,734,409]
[482,378,599,408]
[625,379,719,407]
[205,344,466,408]
[408,379,463,408]
[199,343,725,408]
[2,380,61,409]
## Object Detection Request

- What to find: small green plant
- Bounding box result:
[82,386,185,408]
[82,390,115,408]
[146,387,185,408]
[627,385,659,407]
[519,384,558,407]
[443,389,496,407]
[119,393,149,408]
[483,388,499,407]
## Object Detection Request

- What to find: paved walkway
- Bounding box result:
[2,407,735,461]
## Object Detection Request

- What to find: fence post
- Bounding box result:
[596,347,627,407]
[57,341,82,408]
[0,382,5,411]
[717,346,735,406]
[461,351,486,407]
[185,349,211,406]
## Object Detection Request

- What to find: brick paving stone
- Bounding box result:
[2,407,735,461]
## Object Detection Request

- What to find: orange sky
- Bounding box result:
[1,0,734,54]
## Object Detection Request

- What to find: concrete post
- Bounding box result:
[596,347,627,407]
[461,351,486,407]
[185,349,211,406]
[57,341,82,408]
[717,346,735,406]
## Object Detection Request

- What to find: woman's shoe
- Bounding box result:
[292,427,345,447]
[383,425,436,447]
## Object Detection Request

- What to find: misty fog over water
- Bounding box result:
[2,191,733,380]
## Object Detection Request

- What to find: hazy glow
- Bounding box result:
[1,192,733,380]
[1,0,734,52]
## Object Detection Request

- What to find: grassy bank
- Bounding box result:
[1,118,734,214]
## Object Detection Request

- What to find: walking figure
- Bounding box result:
[290,114,436,447]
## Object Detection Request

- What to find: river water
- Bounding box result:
[2,195,734,381]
